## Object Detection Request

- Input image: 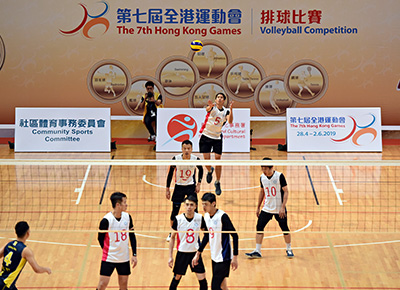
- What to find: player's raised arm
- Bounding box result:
[205,99,214,112]
[227,101,234,124]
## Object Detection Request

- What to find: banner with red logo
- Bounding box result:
[286,108,382,152]
[156,108,250,152]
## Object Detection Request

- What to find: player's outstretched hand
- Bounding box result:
[168,257,174,268]
[45,267,52,274]
[229,101,234,109]
[131,256,138,269]
[231,256,238,271]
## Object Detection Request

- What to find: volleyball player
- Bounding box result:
[97,192,138,290]
[166,140,203,242]
[245,157,294,259]
[168,196,208,290]
[199,93,233,196]
[0,221,51,289]
[134,81,163,142]
[192,192,238,290]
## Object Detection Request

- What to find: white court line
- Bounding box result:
[326,165,343,205]
[142,175,259,191]
[239,220,313,241]
[1,236,399,251]
[74,165,91,205]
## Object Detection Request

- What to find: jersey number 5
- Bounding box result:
[214,117,221,125]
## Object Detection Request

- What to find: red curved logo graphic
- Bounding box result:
[164,114,197,145]
[331,114,377,146]
[60,1,109,39]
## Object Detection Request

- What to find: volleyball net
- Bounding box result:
[0,159,399,234]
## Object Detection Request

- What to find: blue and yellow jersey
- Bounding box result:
[0,240,27,288]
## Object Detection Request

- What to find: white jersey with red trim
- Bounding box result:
[175,212,203,253]
[173,154,199,186]
[260,171,284,214]
[204,209,233,262]
[200,106,230,140]
[102,211,130,263]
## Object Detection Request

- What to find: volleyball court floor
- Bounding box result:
[0,144,399,289]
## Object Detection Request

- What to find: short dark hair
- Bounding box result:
[215,92,226,100]
[15,221,29,238]
[110,192,127,208]
[181,139,192,147]
[262,157,273,169]
[201,192,216,203]
[184,195,198,204]
[145,81,154,88]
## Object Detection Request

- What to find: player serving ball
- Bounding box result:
[199,93,233,196]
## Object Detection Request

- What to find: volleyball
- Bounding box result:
[190,40,203,52]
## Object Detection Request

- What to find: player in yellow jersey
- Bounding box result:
[0,221,51,290]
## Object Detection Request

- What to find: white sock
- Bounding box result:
[286,243,291,250]
[255,243,262,253]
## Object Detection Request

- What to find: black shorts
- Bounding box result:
[100,260,131,276]
[256,210,290,234]
[0,280,17,290]
[211,259,231,279]
[171,184,197,203]
[199,134,223,155]
[173,251,205,275]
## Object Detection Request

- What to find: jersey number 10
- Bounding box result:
[265,186,277,197]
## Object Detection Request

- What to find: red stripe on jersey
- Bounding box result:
[102,233,110,261]
[176,232,181,251]
[199,110,211,134]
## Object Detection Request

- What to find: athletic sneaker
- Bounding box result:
[166,233,171,242]
[206,167,214,184]
[245,251,262,259]
[286,250,294,258]
[215,181,222,196]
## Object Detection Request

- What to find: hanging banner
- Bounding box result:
[287,108,382,152]
[156,108,250,152]
[15,108,111,152]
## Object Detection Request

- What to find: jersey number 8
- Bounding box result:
[186,229,195,243]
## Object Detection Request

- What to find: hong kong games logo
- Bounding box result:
[331,114,377,146]
[59,1,110,39]
[163,114,198,146]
